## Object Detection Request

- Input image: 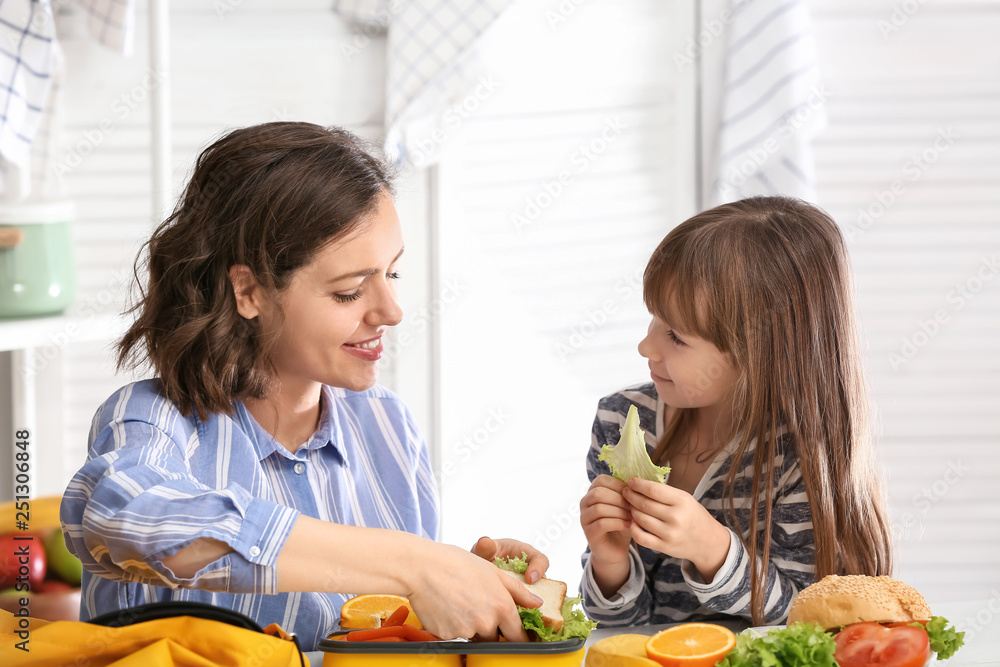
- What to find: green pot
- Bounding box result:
[0,200,77,318]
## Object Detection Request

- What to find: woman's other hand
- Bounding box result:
[471,536,550,584]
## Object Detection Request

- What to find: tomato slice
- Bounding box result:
[835,622,930,667]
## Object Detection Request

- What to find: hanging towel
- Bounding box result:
[712,0,828,205]
[0,0,60,199]
[77,0,138,56]
[333,0,510,168]
[0,0,136,199]
[331,0,393,29]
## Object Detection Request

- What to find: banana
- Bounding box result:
[0,494,63,534]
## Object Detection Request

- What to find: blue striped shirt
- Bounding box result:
[60,379,439,650]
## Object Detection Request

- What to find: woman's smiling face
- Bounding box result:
[637,316,737,410]
[259,193,404,393]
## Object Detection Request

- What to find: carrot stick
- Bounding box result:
[345,626,409,641]
[383,605,410,627]
[401,625,440,642]
[364,636,406,642]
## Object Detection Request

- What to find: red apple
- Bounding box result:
[0,532,47,590]
[36,579,74,593]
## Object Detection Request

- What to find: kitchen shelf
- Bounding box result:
[0,312,127,353]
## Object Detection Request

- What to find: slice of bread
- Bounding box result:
[499,569,567,631]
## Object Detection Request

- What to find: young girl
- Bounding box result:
[579,196,893,627]
[60,122,547,650]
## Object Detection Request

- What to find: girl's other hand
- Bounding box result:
[622,477,731,583]
[472,536,550,584]
[580,474,633,596]
[407,540,541,641]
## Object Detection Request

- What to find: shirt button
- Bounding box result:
[249,546,261,558]
[293,462,305,475]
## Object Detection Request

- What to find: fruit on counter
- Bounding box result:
[35,579,75,594]
[585,634,661,667]
[644,623,736,667]
[338,594,423,629]
[43,528,83,586]
[0,495,63,533]
[0,532,46,590]
[599,404,670,484]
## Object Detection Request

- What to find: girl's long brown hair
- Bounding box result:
[117,122,394,420]
[644,196,892,624]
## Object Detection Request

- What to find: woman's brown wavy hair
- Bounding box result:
[643,196,893,625]
[117,122,394,421]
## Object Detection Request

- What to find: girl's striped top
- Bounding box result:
[60,379,439,651]
[579,383,816,626]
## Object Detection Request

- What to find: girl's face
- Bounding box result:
[638,316,737,410]
[261,194,404,393]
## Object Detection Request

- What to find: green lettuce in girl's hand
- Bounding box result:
[599,404,670,484]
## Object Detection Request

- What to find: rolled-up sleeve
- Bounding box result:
[61,416,299,594]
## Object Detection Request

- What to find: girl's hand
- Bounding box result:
[408,540,542,641]
[472,536,550,584]
[622,477,731,583]
[580,474,633,595]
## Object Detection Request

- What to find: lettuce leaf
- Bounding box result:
[716,623,838,667]
[518,596,598,642]
[915,616,965,660]
[598,404,669,484]
[493,552,529,574]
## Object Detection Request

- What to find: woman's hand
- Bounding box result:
[406,540,542,642]
[622,477,731,583]
[471,536,549,584]
[580,474,633,596]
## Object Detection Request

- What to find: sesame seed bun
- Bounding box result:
[787,575,932,628]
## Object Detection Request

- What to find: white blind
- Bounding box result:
[434,0,694,586]
[811,0,1000,603]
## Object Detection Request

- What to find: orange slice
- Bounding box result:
[338,594,423,629]
[644,623,737,667]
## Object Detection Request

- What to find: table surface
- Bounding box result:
[305,598,1000,666]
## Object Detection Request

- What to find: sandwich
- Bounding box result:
[717,575,964,667]
[787,575,964,664]
[496,569,568,632]
[493,553,597,641]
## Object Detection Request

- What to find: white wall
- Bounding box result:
[810,0,1000,604]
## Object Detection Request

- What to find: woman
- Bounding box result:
[60,122,546,650]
